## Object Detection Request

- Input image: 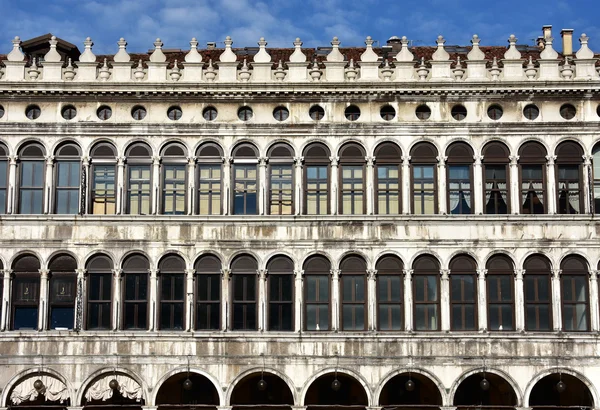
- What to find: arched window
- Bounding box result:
[268,144,294,215]
[339,143,366,215]
[86,254,113,330]
[561,255,589,331]
[482,142,510,214]
[89,142,116,214]
[48,254,77,330]
[0,143,9,214]
[519,142,547,214]
[412,255,440,331]
[54,143,81,214]
[340,255,367,330]
[376,255,403,330]
[304,255,330,331]
[125,142,152,215]
[375,143,401,215]
[449,255,477,331]
[195,255,221,330]
[486,255,514,331]
[196,143,223,215]
[592,143,600,213]
[158,255,185,330]
[410,143,438,214]
[0,260,3,321]
[303,143,330,215]
[446,142,474,214]
[524,255,552,331]
[161,143,187,215]
[11,254,41,330]
[232,144,258,215]
[267,256,294,331]
[122,254,149,330]
[555,141,584,214]
[18,143,46,214]
[231,255,258,330]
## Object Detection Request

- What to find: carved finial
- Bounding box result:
[489,57,501,80]
[239,58,251,82]
[274,59,287,81]
[540,36,558,59]
[80,36,96,63]
[360,35,378,62]
[185,37,202,63]
[64,58,76,80]
[576,33,595,59]
[327,36,344,62]
[99,58,111,81]
[432,35,449,60]
[396,36,414,62]
[467,34,485,61]
[290,37,306,63]
[44,35,62,62]
[7,36,24,61]
[254,36,271,63]
[149,38,166,63]
[133,59,145,81]
[204,58,217,82]
[417,57,429,80]
[504,34,521,60]
[220,36,237,63]
[114,37,130,63]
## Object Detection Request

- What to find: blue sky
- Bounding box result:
[0,0,599,54]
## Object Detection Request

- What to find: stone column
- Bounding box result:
[330,156,339,215]
[44,155,54,214]
[331,269,341,330]
[589,270,599,331]
[437,156,448,214]
[257,269,268,331]
[294,269,304,332]
[80,156,90,215]
[148,268,159,331]
[473,155,484,214]
[222,157,231,215]
[546,155,557,214]
[365,156,375,215]
[294,157,303,215]
[1,270,12,331]
[111,269,123,330]
[141,406,158,410]
[291,406,307,410]
[221,269,230,331]
[217,407,233,410]
[551,269,562,331]
[151,156,161,215]
[185,268,195,331]
[367,269,377,330]
[38,268,50,330]
[258,157,268,215]
[187,156,196,215]
[74,268,86,331]
[514,269,525,331]
[116,156,125,215]
[583,155,593,214]
[440,269,450,331]
[7,155,18,214]
[67,406,84,410]
[477,268,488,331]
[403,269,413,331]
[402,155,411,214]
[509,155,520,214]
[440,407,457,410]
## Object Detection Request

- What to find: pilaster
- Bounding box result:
[258,157,268,215]
[440,269,450,331]
[151,156,161,215]
[515,269,525,331]
[583,155,592,214]
[294,270,304,332]
[7,155,18,214]
[477,269,488,331]
[403,269,413,331]
[330,157,339,215]
[187,156,196,215]
[365,156,375,215]
[473,155,484,214]
[551,269,562,331]
[589,270,599,331]
[221,269,231,331]
[546,155,557,214]
[116,156,126,215]
[38,269,50,331]
[257,269,268,331]
[148,268,159,331]
[331,269,341,330]
[222,157,232,215]
[402,156,411,214]
[111,269,123,330]
[367,269,377,330]
[44,155,54,214]
[185,269,195,331]
[74,268,86,331]
[437,156,447,214]
[1,270,12,330]
[509,155,520,214]
[294,157,304,215]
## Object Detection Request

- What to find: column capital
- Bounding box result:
[436,155,447,166]
[365,156,375,166]
[152,155,161,165]
[8,155,18,165]
[294,156,304,166]
[514,269,525,279]
[329,156,339,166]
[551,269,562,279]
[116,155,126,166]
[330,269,341,279]
[583,154,593,165]
[44,155,55,165]
[590,270,599,280]
[148,268,159,278]
[477,268,488,278]
[509,155,519,165]
[187,156,197,165]
[367,269,378,280]
[257,269,268,280]
[75,268,86,277]
[545,155,557,165]
[403,269,414,278]
[185,268,195,278]
[294,269,305,279]
[221,269,231,280]
[111,268,123,278]
[440,269,450,279]
[81,156,90,166]
[2,269,13,278]
[38,269,50,278]
[402,155,411,163]
[473,154,484,165]
[222,156,233,164]
[258,157,269,166]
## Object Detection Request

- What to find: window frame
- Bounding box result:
[89,143,117,215]
[555,142,584,215]
[449,257,478,331]
[11,272,40,330]
[340,257,368,331]
[160,144,188,215]
[303,146,330,215]
[53,143,82,215]
[446,143,474,215]
[158,256,186,331]
[303,257,331,331]
[268,144,295,215]
[0,144,10,214]
[482,142,510,215]
[523,256,553,332]
[412,256,441,331]
[195,255,221,331]
[560,257,590,332]
[196,145,223,216]
[518,142,548,215]
[231,257,258,331]
[338,144,367,215]
[17,143,46,215]
[266,257,294,332]
[121,256,150,331]
[376,257,404,331]
[486,256,515,332]
[85,255,113,331]
[125,143,153,215]
[410,143,439,215]
[48,256,77,330]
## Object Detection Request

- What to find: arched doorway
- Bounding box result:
[529,373,593,410]
[7,373,70,410]
[230,372,293,410]
[379,372,442,410]
[305,373,368,410]
[155,373,219,410]
[453,372,517,410]
[81,372,144,410]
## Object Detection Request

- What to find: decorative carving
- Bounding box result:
[10,375,69,404]
[84,374,142,402]
[113,38,130,63]
[185,38,202,63]
[254,37,271,63]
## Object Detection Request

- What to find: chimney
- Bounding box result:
[561,29,574,55]
[537,36,546,50]
[543,25,552,40]
[206,42,216,50]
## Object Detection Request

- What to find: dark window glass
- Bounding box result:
[19,160,44,214]
[344,105,360,121]
[49,275,76,329]
[524,257,552,331]
[198,165,221,215]
[12,275,40,330]
[61,105,77,120]
[0,160,9,214]
[87,272,112,330]
[195,256,221,330]
[342,275,366,330]
[448,165,472,214]
[97,106,112,120]
[233,165,257,215]
[561,256,589,332]
[415,105,431,120]
[523,104,539,120]
[451,105,467,121]
[232,275,256,330]
[521,165,545,214]
[159,273,185,330]
[26,105,41,120]
[203,106,218,121]
[485,165,508,214]
[0,105,4,118]
[377,165,400,214]
[487,105,503,120]
[273,106,289,121]
[557,165,581,214]
[560,103,576,120]
[413,256,440,331]
[162,165,186,215]
[238,107,253,121]
[377,275,402,330]
[340,165,364,214]
[55,161,80,214]
[412,165,435,214]
[91,165,116,214]
[167,106,183,121]
[593,145,600,213]
[309,105,325,121]
[450,274,476,330]
[268,258,293,331]
[304,256,330,331]
[486,256,514,331]
[306,165,328,215]
[270,165,293,215]
[380,105,396,121]
[122,256,149,330]
[131,106,147,120]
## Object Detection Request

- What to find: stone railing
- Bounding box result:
[0,34,598,84]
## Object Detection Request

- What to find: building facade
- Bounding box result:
[0,26,599,410]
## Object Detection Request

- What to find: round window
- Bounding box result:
[131,105,147,120]
[25,105,41,120]
[380,105,396,121]
[560,103,576,120]
[309,105,325,121]
[451,105,467,121]
[238,106,253,121]
[415,105,431,120]
[203,106,218,121]
[523,104,539,120]
[167,106,183,121]
[345,105,360,121]
[597,104,600,118]
[273,106,289,121]
[487,105,503,120]
[97,105,112,120]
[61,105,77,120]
[0,105,4,119]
